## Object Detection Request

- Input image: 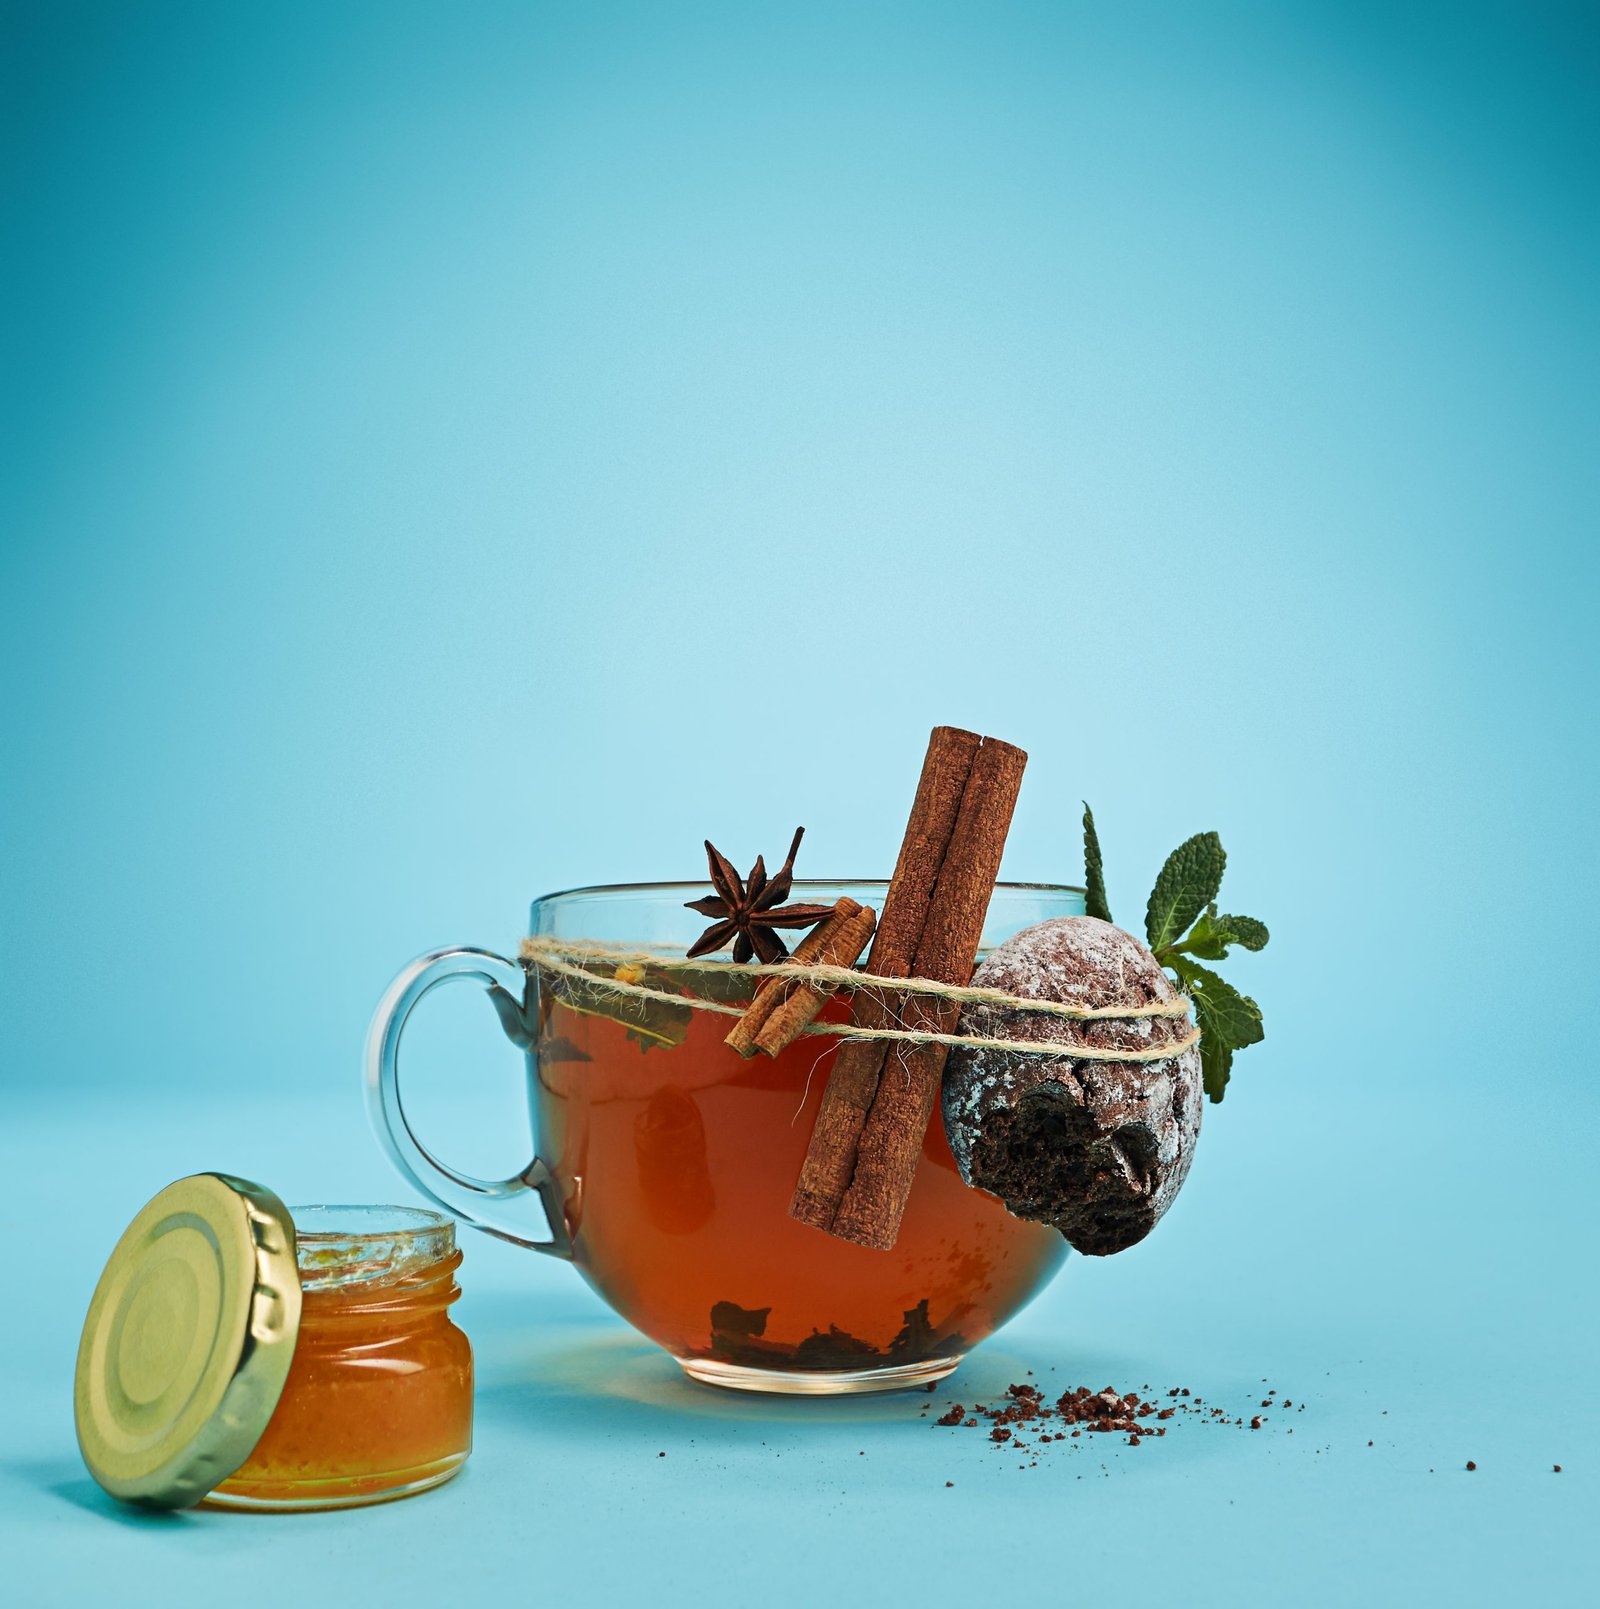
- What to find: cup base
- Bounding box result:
[676,1354,962,1395]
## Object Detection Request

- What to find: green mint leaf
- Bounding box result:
[538,1034,592,1065]
[626,1023,680,1054]
[1145,831,1226,951]
[1217,914,1269,951]
[542,957,758,1056]
[1183,960,1264,1051]
[1168,955,1263,1102]
[676,961,761,1006]
[1176,908,1270,960]
[1201,1034,1233,1103]
[545,963,694,1053]
[1082,803,1112,923]
[489,983,536,1050]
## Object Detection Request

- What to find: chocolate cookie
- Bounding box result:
[942,917,1201,1256]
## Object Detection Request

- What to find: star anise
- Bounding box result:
[685,827,835,963]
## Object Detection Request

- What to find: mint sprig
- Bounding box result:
[1081,808,1269,1103]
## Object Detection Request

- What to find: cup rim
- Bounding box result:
[533,877,1087,903]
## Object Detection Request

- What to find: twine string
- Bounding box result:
[518,937,1199,1065]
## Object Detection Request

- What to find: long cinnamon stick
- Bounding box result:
[789,726,1027,1243]
[724,898,875,1059]
[830,735,1027,1248]
[788,728,980,1227]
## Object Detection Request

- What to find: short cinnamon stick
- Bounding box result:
[753,903,876,1057]
[789,726,1026,1247]
[724,898,876,1059]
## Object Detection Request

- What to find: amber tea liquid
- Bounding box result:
[533,981,1067,1375]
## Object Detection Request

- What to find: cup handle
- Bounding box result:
[364,946,573,1258]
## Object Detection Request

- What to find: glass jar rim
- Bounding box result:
[289,1204,456,1291]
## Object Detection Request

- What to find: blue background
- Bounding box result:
[2,2,1595,1604]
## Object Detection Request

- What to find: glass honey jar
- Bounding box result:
[75,1175,473,1512]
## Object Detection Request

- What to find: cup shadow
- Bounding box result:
[476,1323,1044,1438]
[474,1317,1261,1477]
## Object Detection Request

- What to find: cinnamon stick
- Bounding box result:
[830,735,1027,1248]
[789,726,1026,1246]
[788,727,979,1227]
[724,898,876,1059]
[753,903,876,1056]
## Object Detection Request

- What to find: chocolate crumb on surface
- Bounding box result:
[927,1377,1304,1464]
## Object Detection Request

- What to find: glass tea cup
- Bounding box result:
[366,881,1082,1393]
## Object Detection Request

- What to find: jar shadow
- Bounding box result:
[25,1464,191,1527]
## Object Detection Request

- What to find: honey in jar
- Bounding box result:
[210,1204,472,1509]
[75,1176,473,1512]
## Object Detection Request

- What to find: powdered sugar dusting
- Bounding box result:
[973,917,1184,1012]
[941,918,1203,1255]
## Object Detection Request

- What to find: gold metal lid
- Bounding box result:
[74,1173,302,1509]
